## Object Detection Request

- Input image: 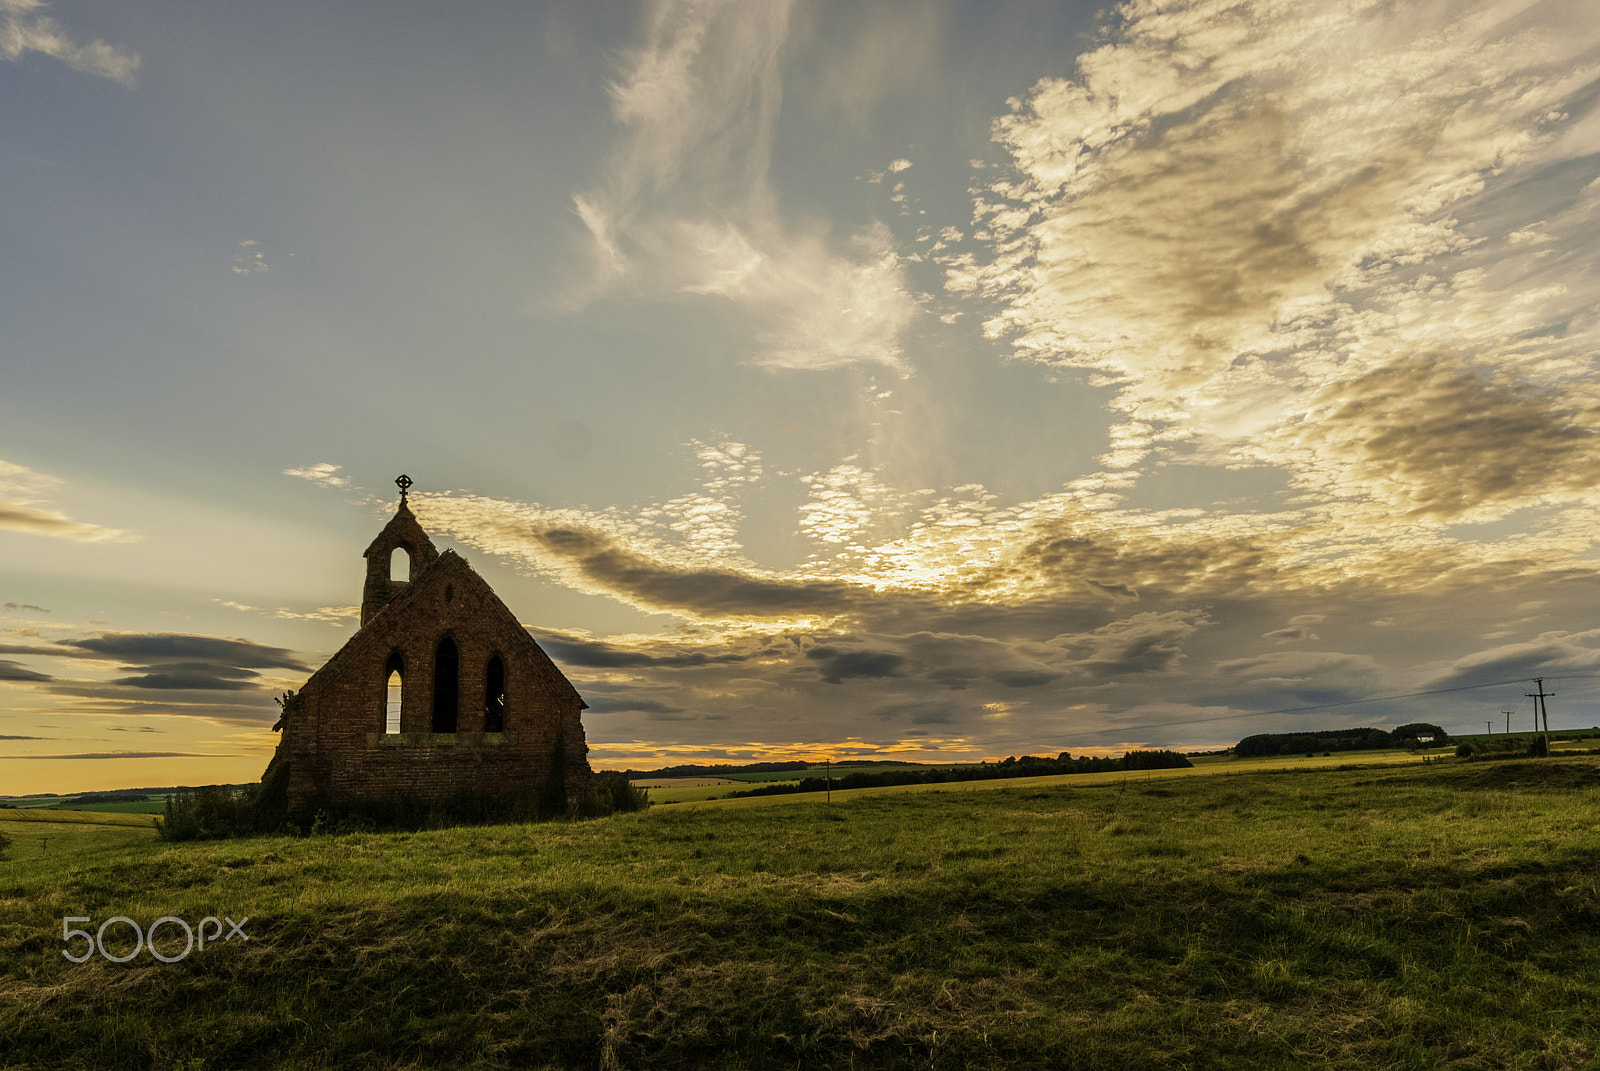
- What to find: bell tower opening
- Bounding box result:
[390,545,412,582]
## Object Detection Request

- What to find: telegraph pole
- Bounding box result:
[1526,679,1554,753]
[1503,711,1514,735]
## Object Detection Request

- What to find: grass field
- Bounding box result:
[4,754,1599,1069]
[638,749,1443,805]
[0,809,159,866]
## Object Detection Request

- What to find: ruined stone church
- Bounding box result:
[266,477,591,818]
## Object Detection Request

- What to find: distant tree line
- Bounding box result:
[1233,723,1449,758]
[721,750,1193,799]
[61,791,151,806]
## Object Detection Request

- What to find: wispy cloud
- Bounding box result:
[232,239,270,275]
[0,0,138,85]
[571,0,919,372]
[283,462,350,489]
[0,460,130,543]
[216,599,359,628]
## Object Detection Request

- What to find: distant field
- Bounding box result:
[0,808,157,863]
[641,749,1446,806]
[2,794,169,814]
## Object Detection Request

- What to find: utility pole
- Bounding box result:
[1526,678,1554,753]
[1503,711,1514,735]
[825,757,832,804]
[1486,720,1492,735]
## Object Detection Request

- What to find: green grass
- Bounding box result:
[0,810,158,866]
[4,758,1599,1069]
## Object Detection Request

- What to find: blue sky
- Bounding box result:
[4,0,1600,794]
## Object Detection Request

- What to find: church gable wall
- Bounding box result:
[281,509,590,816]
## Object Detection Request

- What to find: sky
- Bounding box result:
[4,0,1600,795]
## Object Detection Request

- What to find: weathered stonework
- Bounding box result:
[267,495,590,818]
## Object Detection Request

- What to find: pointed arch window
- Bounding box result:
[484,654,506,733]
[390,545,412,582]
[432,636,459,733]
[383,651,404,734]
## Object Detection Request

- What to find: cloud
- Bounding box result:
[1263,627,1316,641]
[0,658,52,682]
[1207,649,1391,710]
[232,239,270,275]
[531,629,751,669]
[1280,356,1600,521]
[571,0,919,372]
[1424,629,1600,690]
[0,0,139,85]
[948,0,1600,517]
[62,633,308,670]
[0,631,313,725]
[217,599,360,627]
[110,661,262,691]
[418,492,874,621]
[636,439,765,561]
[585,696,690,717]
[0,460,130,542]
[272,606,359,625]
[798,461,916,548]
[870,700,958,725]
[1053,610,1209,680]
[3,603,48,613]
[806,645,907,684]
[0,502,130,542]
[283,463,350,489]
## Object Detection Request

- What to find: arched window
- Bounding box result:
[432,636,459,733]
[383,651,404,734]
[484,655,506,733]
[390,545,412,582]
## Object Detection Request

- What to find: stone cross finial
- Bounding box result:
[396,474,413,500]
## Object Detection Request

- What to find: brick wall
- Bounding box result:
[280,543,591,817]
